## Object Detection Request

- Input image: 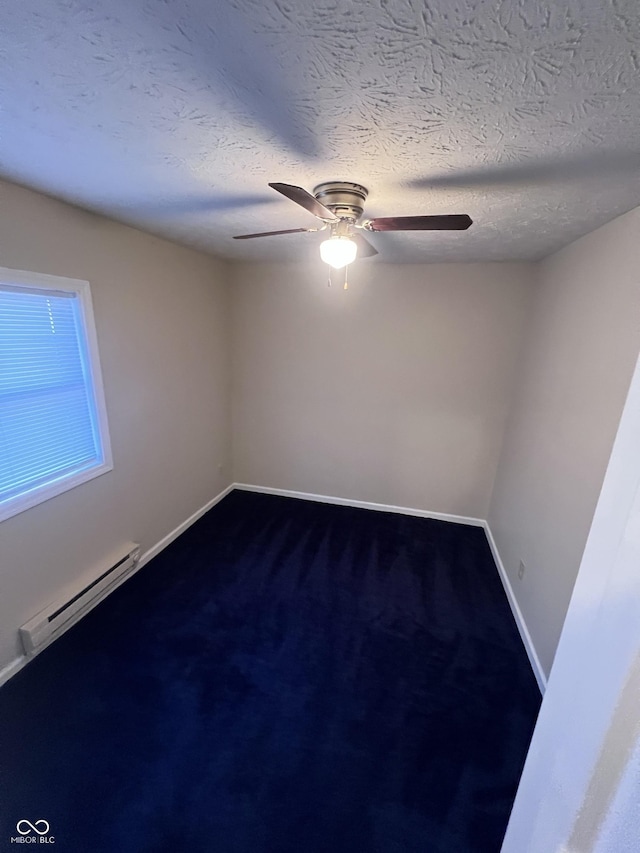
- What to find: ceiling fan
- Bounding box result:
[233,182,472,268]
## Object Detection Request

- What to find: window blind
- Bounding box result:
[0,286,103,506]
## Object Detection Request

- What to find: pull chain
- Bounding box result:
[324,268,350,289]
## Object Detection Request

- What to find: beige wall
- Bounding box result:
[488,206,640,678]
[231,260,532,519]
[0,180,232,670]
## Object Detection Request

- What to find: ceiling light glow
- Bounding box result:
[320,236,358,269]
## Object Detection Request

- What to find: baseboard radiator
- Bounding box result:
[19,542,141,656]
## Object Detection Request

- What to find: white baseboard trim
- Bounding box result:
[232,483,486,527]
[0,656,26,690]
[137,483,235,570]
[0,483,234,690]
[483,522,547,694]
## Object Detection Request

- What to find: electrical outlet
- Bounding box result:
[518,560,526,580]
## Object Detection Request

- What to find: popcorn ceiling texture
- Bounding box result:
[1,0,640,262]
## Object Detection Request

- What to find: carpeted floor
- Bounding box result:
[0,490,540,852]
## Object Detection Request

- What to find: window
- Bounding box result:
[0,267,112,522]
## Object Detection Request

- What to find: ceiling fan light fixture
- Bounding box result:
[320,236,358,269]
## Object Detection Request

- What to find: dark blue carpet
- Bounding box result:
[0,490,540,852]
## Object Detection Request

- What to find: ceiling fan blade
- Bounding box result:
[233,227,314,240]
[269,182,339,221]
[351,232,378,257]
[365,214,472,231]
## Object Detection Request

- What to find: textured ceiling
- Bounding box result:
[1,0,640,263]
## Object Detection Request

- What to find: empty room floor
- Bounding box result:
[0,490,540,852]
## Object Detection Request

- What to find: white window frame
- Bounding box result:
[0,267,113,523]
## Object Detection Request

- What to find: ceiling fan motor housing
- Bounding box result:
[313,182,368,222]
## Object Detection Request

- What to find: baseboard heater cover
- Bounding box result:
[19,542,141,656]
